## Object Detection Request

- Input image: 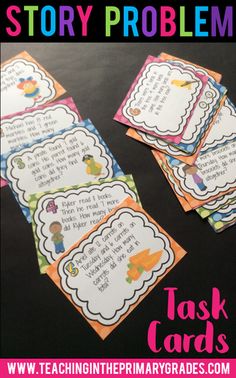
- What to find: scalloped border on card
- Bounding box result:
[47,197,187,339]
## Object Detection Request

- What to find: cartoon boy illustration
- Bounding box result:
[183,164,207,191]
[49,221,65,254]
[17,77,41,100]
[82,154,102,176]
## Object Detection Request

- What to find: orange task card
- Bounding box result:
[47,197,187,339]
[1,51,66,117]
[159,52,222,83]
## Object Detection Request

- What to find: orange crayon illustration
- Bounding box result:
[126,248,163,283]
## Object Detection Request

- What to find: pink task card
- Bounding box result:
[0,97,82,188]
[114,55,208,144]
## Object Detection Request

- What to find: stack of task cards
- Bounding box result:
[114,53,236,233]
[1,51,187,338]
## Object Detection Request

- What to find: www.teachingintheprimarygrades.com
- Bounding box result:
[5,361,231,375]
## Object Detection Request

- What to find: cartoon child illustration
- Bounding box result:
[49,221,65,254]
[129,108,141,116]
[17,77,41,100]
[183,164,207,191]
[82,154,102,176]
[171,79,198,90]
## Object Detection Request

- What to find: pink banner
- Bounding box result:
[0,358,235,378]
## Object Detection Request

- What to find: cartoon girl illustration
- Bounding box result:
[17,77,41,101]
[183,164,207,191]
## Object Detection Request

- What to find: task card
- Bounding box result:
[0,97,81,188]
[114,55,208,143]
[152,150,192,212]
[196,191,236,219]
[127,89,224,166]
[157,53,226,154]
[1,51,66,117]
[1,97,81,155]
[208,199,236,233]
[160,141,236,209]
[1,120,123,222]
[200,98,236,155]
[47,197,187,339]
[29,175,140,273]
[126,55,226,164]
